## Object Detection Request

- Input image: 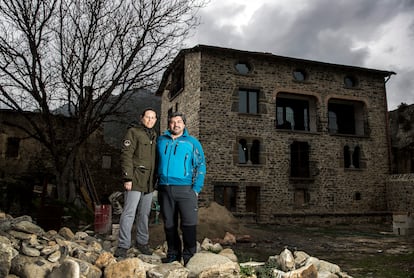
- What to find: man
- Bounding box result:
[156,111,206,265]
[114,108,157,258]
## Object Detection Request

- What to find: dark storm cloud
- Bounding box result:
[187,0,414,109]
[242,0,408,65]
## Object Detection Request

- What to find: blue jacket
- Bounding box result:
[156,128,206,193]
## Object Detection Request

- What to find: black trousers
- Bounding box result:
[158,185,198,264]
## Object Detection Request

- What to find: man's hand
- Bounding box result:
[124,181,132,191]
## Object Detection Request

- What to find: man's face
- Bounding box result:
[141,110,157,129]
[169,116,185,137]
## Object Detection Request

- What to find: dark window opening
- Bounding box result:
[250,140,260,164]
[170,60,184,98]
[354,192,362,201]
[214,185,237,212]
[6,137,20,158]
[344,145,361,169]
[293,69,307,81]
[290,141,310,178]
[246,186,259,213]
[235,62,251,74]
[328,103,355,134]
[344,146,351,168]
[239,89,258,114]
[344,75,358,88]
[353,146,360,168]
[238,139,248,164]
[237,138,262,165]
[277,98,309,131]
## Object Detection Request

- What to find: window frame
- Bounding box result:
[238,89,259,114]
[234,62,252,75]
[276,93,317,132]
[328,99,367,136]
[236,137,263,165]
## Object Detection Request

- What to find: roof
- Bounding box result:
[156,44,396,95]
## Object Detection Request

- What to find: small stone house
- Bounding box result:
[156,44,396,224]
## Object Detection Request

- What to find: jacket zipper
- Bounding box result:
[184,154,188,176]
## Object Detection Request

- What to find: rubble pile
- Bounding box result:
[0,212,353,278]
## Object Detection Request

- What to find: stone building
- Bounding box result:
[387,104,414,224]
[0,89,161,221]
[156,44,396,224]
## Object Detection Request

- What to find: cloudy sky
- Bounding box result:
[184,0,414,111]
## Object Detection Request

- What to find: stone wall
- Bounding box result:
[387,174,414,213]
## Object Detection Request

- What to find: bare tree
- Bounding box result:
[0,0,204,202]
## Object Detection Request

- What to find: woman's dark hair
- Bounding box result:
[141,107,157,117]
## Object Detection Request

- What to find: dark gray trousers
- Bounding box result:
[158,185,198,264]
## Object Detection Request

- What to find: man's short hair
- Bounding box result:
[168,111,186,124]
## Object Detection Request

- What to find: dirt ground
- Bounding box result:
[147,202,414,277]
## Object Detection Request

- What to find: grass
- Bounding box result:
[349,252,414,278]
[233,224,414,278]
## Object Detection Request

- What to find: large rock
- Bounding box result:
[186,252,239,277]
[104,258,146,278]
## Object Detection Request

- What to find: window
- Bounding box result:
[235,62,251,74]
[290,141,310,178]
[344,75,358,88]
[214,185,237,212]
[293,69,307,81]
[344,145,361,169]
[276,94,317,132]
[246,186,260,213]
[6,137,20,158]
[169,60,184,98]
[239,89,258,114]
[250,140,260,164]
[238,139,248,164]
[328,99,366,136]
[237,138,262,165]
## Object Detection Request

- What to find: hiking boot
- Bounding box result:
[161,254,181,263]
[136,244,153,255]
[114,247,127,258]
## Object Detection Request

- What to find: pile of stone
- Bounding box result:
[0,212,353,278]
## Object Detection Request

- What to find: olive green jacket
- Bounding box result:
[120,124,157,192]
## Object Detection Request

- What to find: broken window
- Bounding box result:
[328,99,366,136]
[214,185,237,212]
[237,138,262,165]
[6,137,20,158]
[276,93,317,132]
[239,89,258,114]
[290,141,310,178]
